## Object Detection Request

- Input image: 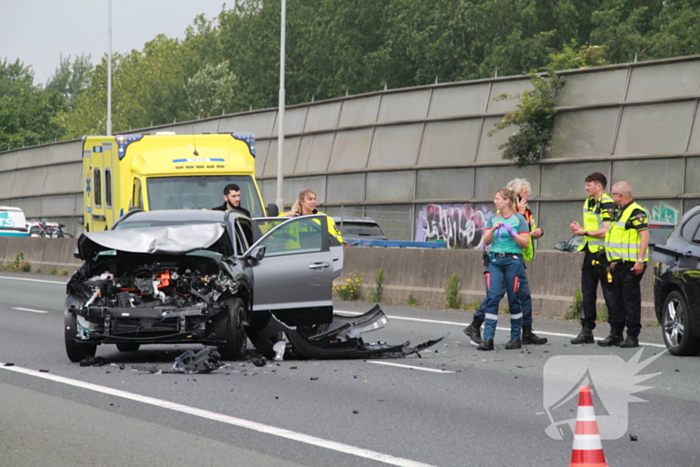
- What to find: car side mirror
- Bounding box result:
[266,203,279,217]
[244,245,266,262]
[554,241,566,251]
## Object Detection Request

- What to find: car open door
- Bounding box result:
[247,215,338,326]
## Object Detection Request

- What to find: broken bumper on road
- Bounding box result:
[246,305,446,360]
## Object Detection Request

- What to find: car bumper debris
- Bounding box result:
[246,304,446,360]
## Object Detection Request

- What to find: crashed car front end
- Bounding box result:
[64,223,249,362]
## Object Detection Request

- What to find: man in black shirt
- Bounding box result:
[212,183,251,217]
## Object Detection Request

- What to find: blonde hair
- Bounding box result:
[506,178,531,196]
[496,187,518,210]
[291,188,316,213]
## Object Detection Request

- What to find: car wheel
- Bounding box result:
[116,343,140,352]
[662,290,700,356]
[64,309,97,363]
[217,297,248,360]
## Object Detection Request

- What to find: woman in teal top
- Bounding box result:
[477,188,530,351]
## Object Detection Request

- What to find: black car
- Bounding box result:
[65,209,342,362]
[333,217,388,245]
[652,206,700,356]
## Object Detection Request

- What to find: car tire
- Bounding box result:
[217,297,248,360]
[662,290,700,356]
[64,308,97,363]
[116,343,140,352]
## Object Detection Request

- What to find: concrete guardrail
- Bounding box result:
[0,239,657,324]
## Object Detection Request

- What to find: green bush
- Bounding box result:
[489,71,564,167]
[369,268,384,303]
[406,294,419,306]
[445,273,462,309]
[334,273,363,301]
[565,287,583,320]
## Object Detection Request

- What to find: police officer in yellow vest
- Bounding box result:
[569,172,618,344]
[598,181,649,348]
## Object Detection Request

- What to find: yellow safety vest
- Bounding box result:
[605,201,648,262]
[578,193,614,253]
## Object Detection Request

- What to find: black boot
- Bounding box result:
[477,338,494,351]
[619,335,639,348]
[463,319,484,345]
[505,339,522,349]
[571,329,594,344]
[522,325,548,345]
[597,328,623,347]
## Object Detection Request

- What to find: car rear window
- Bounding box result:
[338,222,384,237]
[648,224,674,246]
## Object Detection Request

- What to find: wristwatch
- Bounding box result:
[636,259,644,263]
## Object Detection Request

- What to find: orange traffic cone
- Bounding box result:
[570,385,608,467]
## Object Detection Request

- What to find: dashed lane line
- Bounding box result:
[366,361,455,373]
[11,307,49,314]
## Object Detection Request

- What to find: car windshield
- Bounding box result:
[147,175,263,216]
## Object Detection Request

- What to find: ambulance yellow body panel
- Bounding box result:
[82,133,266,232]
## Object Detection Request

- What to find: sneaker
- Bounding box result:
[571,330,594,345]
[505,339,522,350]
[477,338,494,351]
[619,336,639,348]
[463,321,483,345]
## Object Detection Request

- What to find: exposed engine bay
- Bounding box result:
[66,252,239,344]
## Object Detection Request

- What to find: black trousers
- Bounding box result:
[580,250,616,331]
[608,261,646,337]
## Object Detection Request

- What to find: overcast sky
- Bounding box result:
[0,0,228,85]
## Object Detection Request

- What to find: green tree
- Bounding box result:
[186,61,237,118]
[0,58,66,149]
[44,54,92,110]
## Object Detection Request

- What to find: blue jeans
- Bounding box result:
[478,256,525,341]
[473,266,532,327]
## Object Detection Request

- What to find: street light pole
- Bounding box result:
[107,0,112,135]
[276,0,286,212]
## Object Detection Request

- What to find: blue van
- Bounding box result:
[0,206,29,237]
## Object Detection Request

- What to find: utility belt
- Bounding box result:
[489,252,521,259]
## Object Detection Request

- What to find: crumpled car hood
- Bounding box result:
[77,223,232,258]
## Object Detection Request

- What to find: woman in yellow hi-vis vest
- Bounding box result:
[280,188,343,244]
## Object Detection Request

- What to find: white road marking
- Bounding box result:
[0,364,437,467]
[11,307,49,314]
[335,310,666,349]
[366,361,455,373]
[0,275,66,285]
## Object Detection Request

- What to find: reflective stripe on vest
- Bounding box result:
[605,202,648,262]
[577,193,614,252]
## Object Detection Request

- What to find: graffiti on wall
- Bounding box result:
[650,202,679,224]
[415,203,494,248]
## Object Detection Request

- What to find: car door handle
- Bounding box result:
[332,256,339,262]
[309,262,330,269]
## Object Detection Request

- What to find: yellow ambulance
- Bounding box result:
[82,133,273,232]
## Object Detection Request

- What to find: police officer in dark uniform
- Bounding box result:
[599,181,649,348]
[569,172,618,344]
